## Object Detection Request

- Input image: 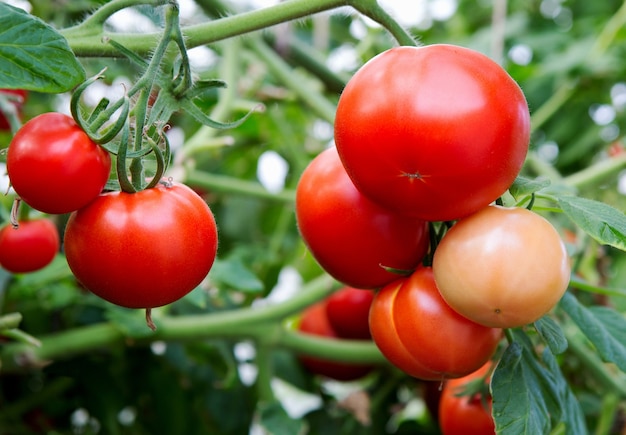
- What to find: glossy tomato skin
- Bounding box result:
[0,89,27,131]
[326,287,374,340]
[64,182,218,309]
[7,113,111,214]
[369,267,502,380]
[335,45,530,221]
[433,205,571,328]
[298,301,373,381]
[439,362,495,435]
[295,147,429,289]
[0,219,59,273]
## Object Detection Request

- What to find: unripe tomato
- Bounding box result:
[369,267,502,380]
[64,182,218,309]
[297,301,373,381]
[7,113,111,214]
[326,287,374,340]
[439,362,495,435]
[433,205,571,328]
[295,147,429,289]
[0,218,59,273]
[335,45,530,221]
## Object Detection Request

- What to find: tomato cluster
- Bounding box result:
[4,111,219,313]
[296,44,571,384]
[297,286,375,381]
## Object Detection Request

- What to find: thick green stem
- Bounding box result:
[562,153,626,190]
[184,170,295,202]
[62,0,349,57]
[349,0,417,47]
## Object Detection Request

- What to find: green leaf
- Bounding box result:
[257,401,305,435]
[534,316,568,355]
[0,3,85,92]
[558,196,626,251]
[559,291,626,372]
[492,331,588,434]
[508,175,551,198]
[209,258,264,293]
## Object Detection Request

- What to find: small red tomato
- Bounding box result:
[0,89,27,131]
[439,362,496,435]
[298,301,373,381]
[64,182,218,309]
[369,267,502,380]
[296,147,429,289]
[325,287,374,340]
[0,219,59,273]
[7,113,111,214]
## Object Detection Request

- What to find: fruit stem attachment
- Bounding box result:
[146,308,157,331]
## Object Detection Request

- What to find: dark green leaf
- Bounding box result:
[0,3,85,92]
[209,258,264,293]
[558,196,626,251]
[492,341,552,434]
[509,175,551,198]
[257,401,305,435]
[534,316,568,354]
[559,292,626,372]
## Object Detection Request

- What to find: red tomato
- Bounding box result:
[0,218,59,273]
[0,89,27,131]
[295,147,429,289]
[369,267,502,380]
[7,113,111,214]
[325,287,374,340]
[297,301,373,381]
[334,45,530,221]
[432,205,571,328]
[439,362,496,435]
[63,181,218,308]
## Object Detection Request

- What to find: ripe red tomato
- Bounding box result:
[439,362,495,435]
[334,45,530,221]
[0,218,59,273]
[7,113,111,214]
[0,89,27,131]
[325,287,374,340]
[63,181,218,309]
[432,205,571,328]
[297,301,373,381]
[295,147,429,289]
[369,267,502,380]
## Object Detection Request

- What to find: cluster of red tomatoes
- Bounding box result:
[296,45,571,385]
[2,108,218,315]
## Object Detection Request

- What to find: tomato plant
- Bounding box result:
[325,286,373,340]
[63,181,218,309]
[6,113,111,214]
[297,301,373,381]
[0,89,26,131]
[439,361,495,435]
[296,146,429,289]
[433,205,571,328]
[334,45,530,221]
[369,267,502,380]
[0,218,59,273]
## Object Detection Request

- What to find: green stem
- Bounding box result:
[254,343,276,402]
[0,312,22,330]
[184,170,296,202]
[0,274,339,372]
[348,0,417,47]
[593,393,620,435]
[63,0,349,57]
[562,153,626,190]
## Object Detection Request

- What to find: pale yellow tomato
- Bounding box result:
[432,205,570,328]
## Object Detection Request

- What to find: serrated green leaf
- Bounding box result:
[0,3,85,92]
[558,196,626,251]
[509,175,551,198]
[559,291,626,372]
[209,258,264,293]
[534,316,568,355]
